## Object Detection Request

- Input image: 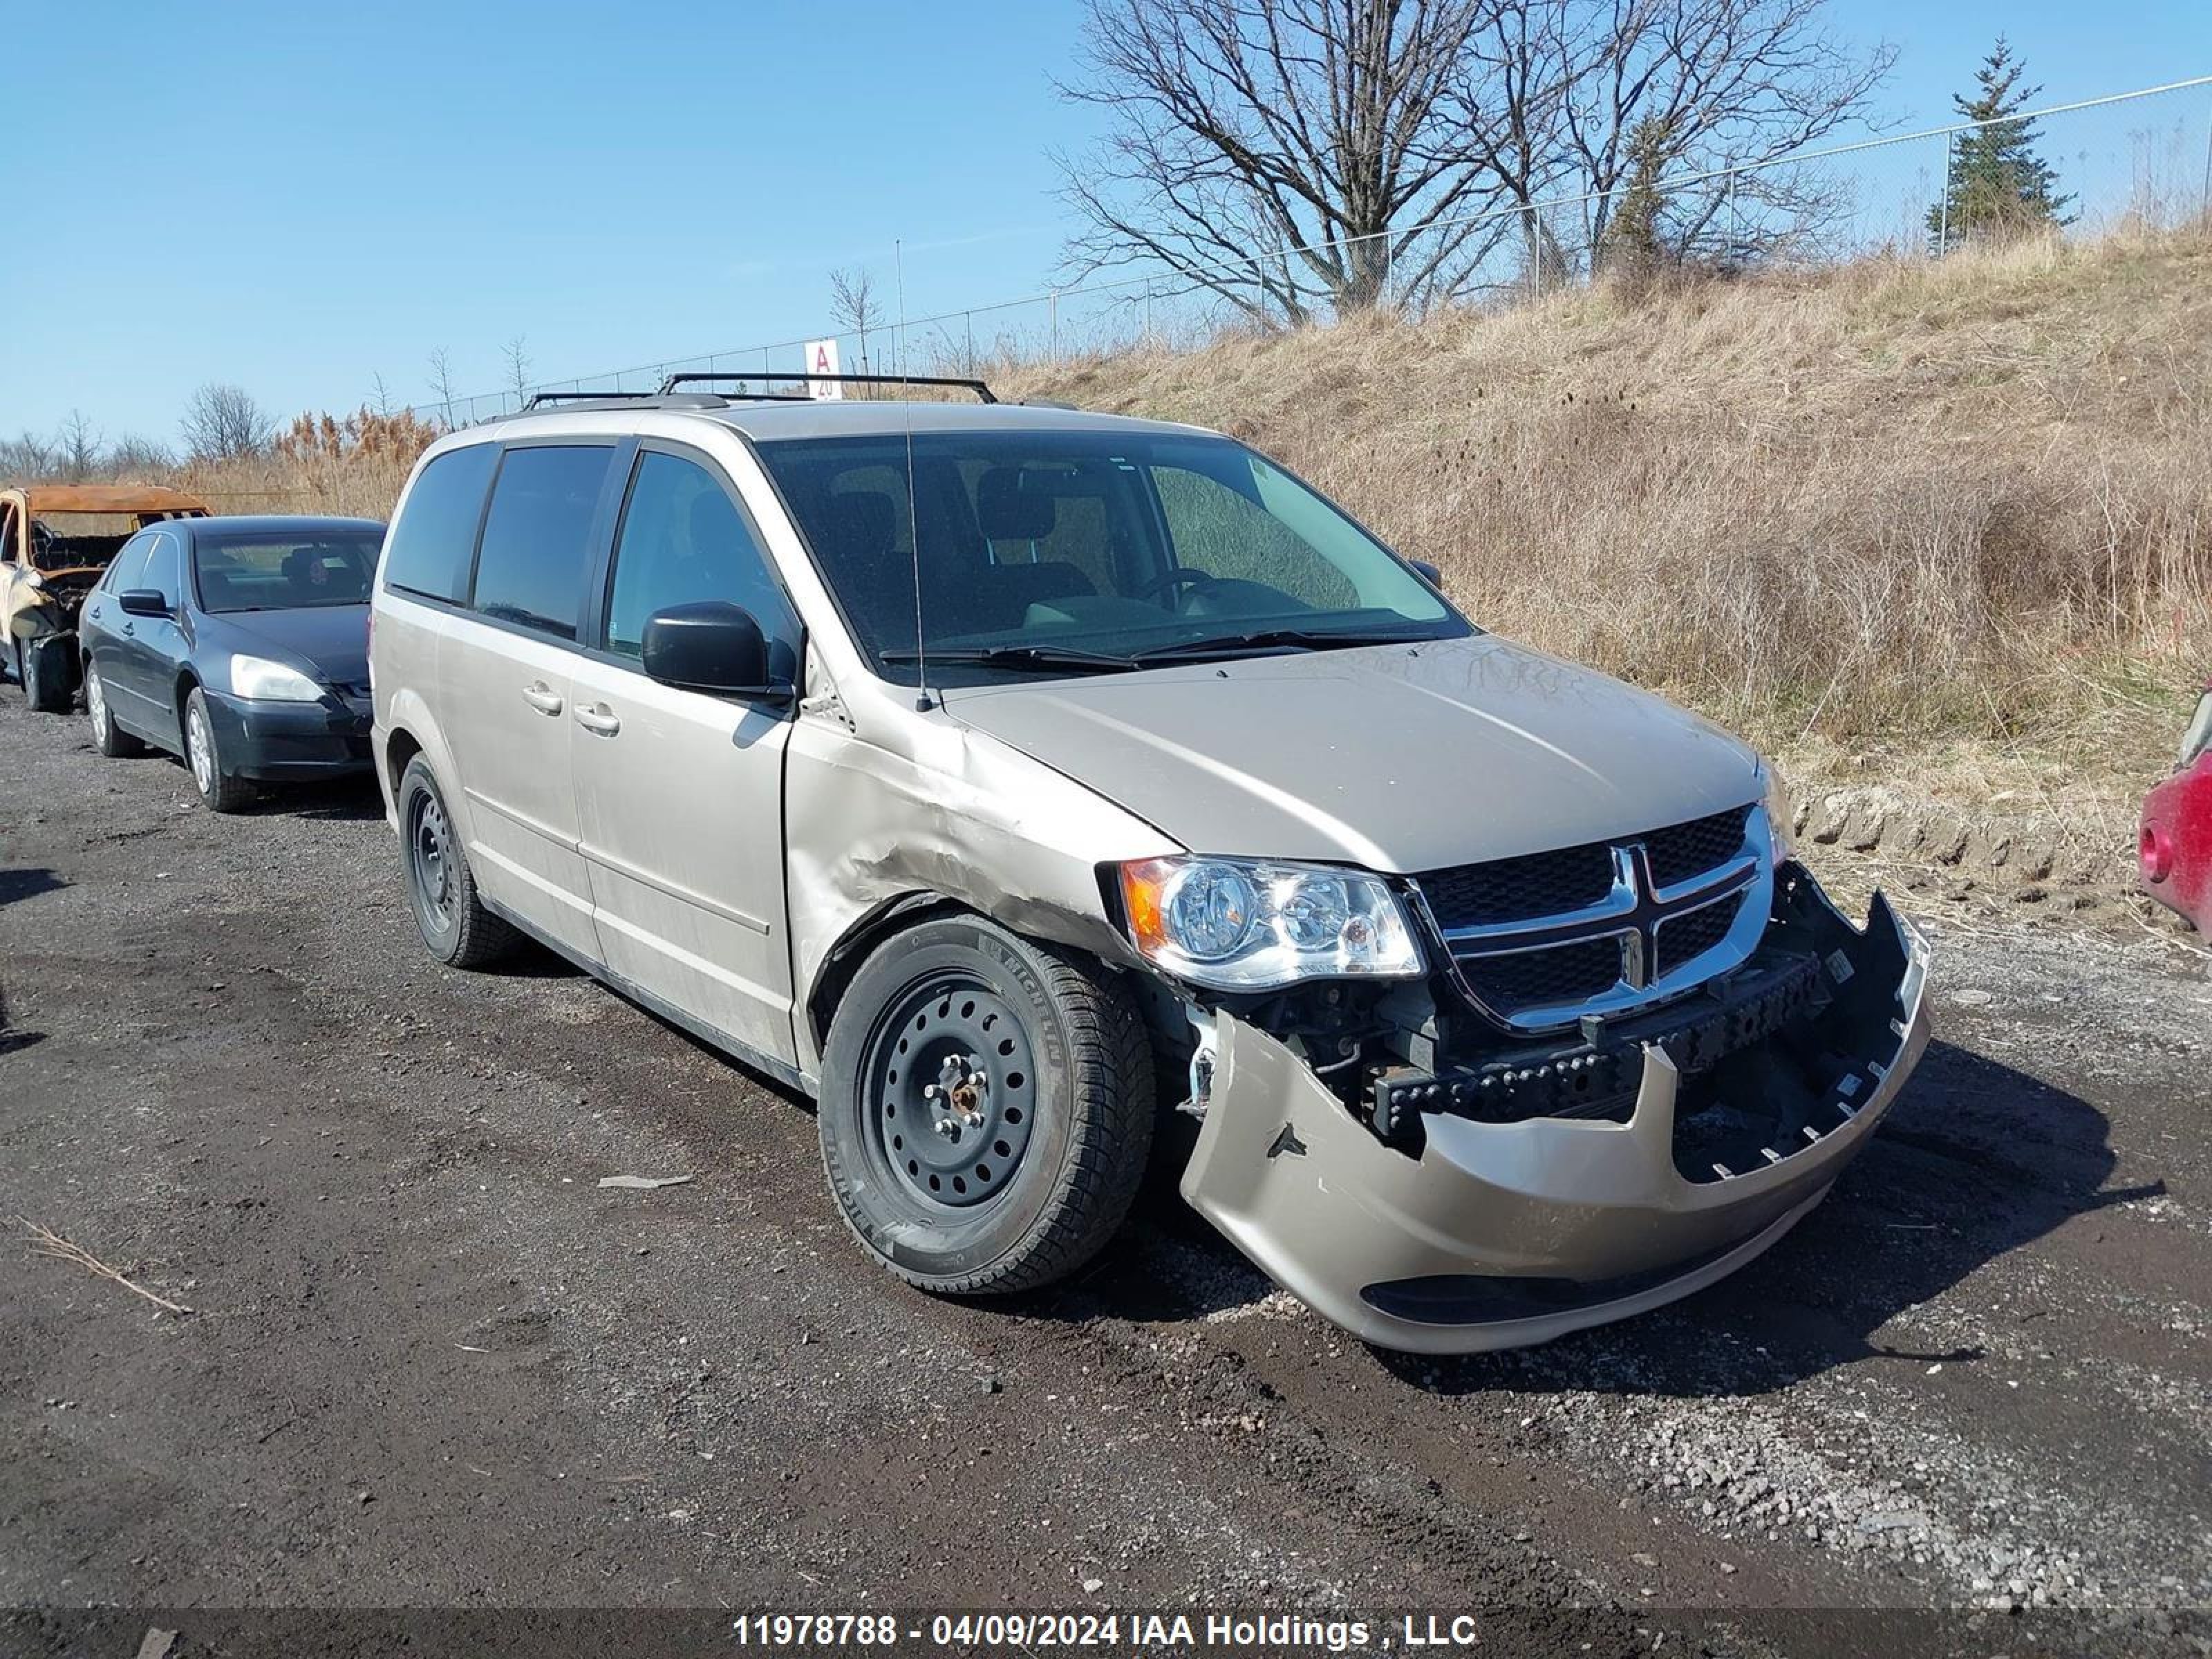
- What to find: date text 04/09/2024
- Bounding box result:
[727,1611,1502,1650]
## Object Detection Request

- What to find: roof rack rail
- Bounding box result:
[657,371,998,404]
[522,389,653,410]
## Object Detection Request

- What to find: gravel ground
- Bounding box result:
[2,686,2208,1655]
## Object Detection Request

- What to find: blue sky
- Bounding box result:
[3,0,2205,440]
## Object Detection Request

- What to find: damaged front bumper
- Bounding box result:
[1177,877,1931,1354]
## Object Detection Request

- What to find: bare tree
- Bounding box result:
[107,434,176,476]
[1056,0,1508,324]
[1059,0,1891,321]
[0,431,55,477]
[503,336,532,409]
[369,371,396,417]
[428,348,458,427]
[179,384,273,462]
[1456,0,1895,272]
[56,410,102,481]
[828,268,883,373]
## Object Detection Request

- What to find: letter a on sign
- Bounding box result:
[803,339,842,400]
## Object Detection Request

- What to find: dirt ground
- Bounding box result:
[3,686,2209,1657]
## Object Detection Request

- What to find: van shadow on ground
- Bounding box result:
[1060,1037,2157,1399]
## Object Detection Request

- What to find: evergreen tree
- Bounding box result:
[1928,39,2074,252]
[1601,117,1680,286]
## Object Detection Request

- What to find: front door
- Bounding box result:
[109,528,189,743]
[438,442,618,960]
[568,444,800,1067]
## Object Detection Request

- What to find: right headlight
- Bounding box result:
[1759,763,1795,867]
[1116,855,1424,991]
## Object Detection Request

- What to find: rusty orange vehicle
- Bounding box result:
[1,484,209,711]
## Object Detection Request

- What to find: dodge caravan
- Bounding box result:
[368,379,1930,1353]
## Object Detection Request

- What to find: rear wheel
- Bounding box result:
[818,915,1154,1295]
[397,754,514,968]
[84,660,144,758]
[183,687,254,812]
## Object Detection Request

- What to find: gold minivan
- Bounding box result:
[370,379,1928,1354]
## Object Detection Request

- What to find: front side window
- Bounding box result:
[383,443,497,603]
[102,532,155,594]
[603,451,795,673]
[753,429,1461,684]
[471,445,615,641]
[195,528,382,612]
[142,532,182,608]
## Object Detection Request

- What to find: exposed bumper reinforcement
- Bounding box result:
[1178,886,1931,1354]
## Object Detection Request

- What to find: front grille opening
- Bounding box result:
[1459,936,1622,1013]
[1653,894,1744,978]
[1418,841,1615,928]
[1645,805,1754,888]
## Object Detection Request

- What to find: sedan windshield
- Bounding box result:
[753,429,1465,683]
[194,529,379,612]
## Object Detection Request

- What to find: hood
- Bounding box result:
[942,634,1761,873]
[206,605,371,687]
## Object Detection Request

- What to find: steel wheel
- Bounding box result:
[866,977,1040,1211]
[86,668,109,740]
[409,787,456,935]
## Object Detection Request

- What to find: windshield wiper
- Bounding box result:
[878,644,1140,674]
[1126,628,1424,664]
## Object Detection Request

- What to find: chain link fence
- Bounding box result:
[413,77,2211,427]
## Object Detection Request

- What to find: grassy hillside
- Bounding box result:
[1009,227,2211,831]
[162,228,2208,832]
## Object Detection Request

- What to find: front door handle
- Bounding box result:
[574,704,621,737]
[521,682,564,715]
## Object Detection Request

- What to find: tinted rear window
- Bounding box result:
[470,445,614,641]
[382,444,496,602]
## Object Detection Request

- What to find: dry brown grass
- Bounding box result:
[93,232,2206,830]
[1011,225,2212,829]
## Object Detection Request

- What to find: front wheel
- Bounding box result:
[818,915,1154,1296]
[22,637,72,713]
[183,687,254,812]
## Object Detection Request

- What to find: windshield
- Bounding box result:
[753,429,1465,682]
[194,529,380,612]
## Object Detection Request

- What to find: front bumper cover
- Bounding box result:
[203,688,374,781]
[1178,883,1931,1354]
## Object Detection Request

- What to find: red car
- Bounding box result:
[2141,679,2212,932]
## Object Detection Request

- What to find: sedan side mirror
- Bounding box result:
[118,588,171,619]
[1407,559,1443,592]
[641,601,790,702]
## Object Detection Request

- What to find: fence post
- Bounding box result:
[1049,290,1060,362]
[1727,163,1738,259]
[1937,131,1952,255]
[2202,104,2212,215]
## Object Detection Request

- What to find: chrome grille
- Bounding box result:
[1415,803,1770,1031]
[1418,841,1615,928]
[1646,806,1755,888]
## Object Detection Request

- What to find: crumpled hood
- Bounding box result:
[210,604,371,688]
[942,634,1761,873]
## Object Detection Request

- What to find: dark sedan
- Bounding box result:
[77,515,385,811]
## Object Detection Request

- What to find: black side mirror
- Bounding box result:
[118,588,171,619]
[641,601,789,702]
[1407,559,1443,592]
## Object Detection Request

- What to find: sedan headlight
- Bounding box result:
[1117,855,1423,991]
[228,654,325,702]
[1759,764,1795,867]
